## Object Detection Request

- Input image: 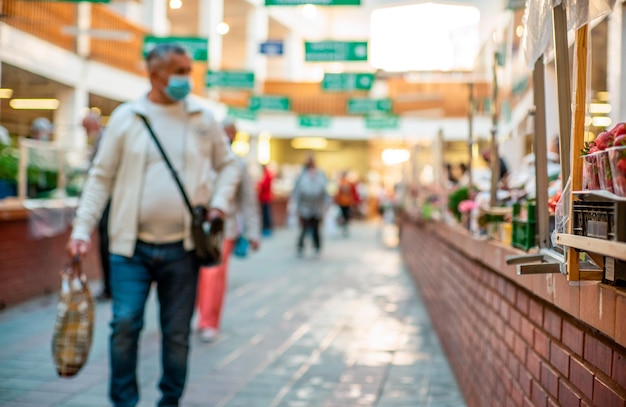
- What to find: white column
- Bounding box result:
[199,0,223,71]
[76,3,91,58]
[284,31,303,81]
[608,3,625,124]
[247,5,269,92]
[54,87,89,147]
[144,0,169,36]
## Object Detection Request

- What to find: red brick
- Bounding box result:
[548,398,560,407]
[508,352,520,378]
[497,275,507,297]
[612,351,626,389]
[562,320,584,356]
[534,329,551,360]
[506,398,517,407]
[506,280,517,305]
[523,396,534,407]
[584,334,613,377]
[519,369,532,395]
[558,380,581,407]
[509,308,522,333]
[498,339,509,362]
[570,357,594,400]
[500,299,511,322]
[541,363,560,399]
[515,334,528,363]
[592,376,626,407]
[531,380,548,407]
[511,381,525,406]
[550,341,571,377]
[527,350,542,380]
[543,308,563,340]
[517,289,530,315]
[505,327,516,349]
[520,317,534,345]
[529,298,544,327]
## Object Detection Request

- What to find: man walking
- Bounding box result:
[67,43,240,407]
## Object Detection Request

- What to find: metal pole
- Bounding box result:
[532,57,550,249]
[467,82,474,188]
[552,2,572,184]
[490,52,499,208]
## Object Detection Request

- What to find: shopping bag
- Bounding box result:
[233,235,249,258]
[51,257,94,378]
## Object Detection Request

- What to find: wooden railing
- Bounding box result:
[0,0,76,52]
[90,5,147,76]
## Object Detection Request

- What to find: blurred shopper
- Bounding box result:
[334,171,360,236]
[292,154,329,256]
[82,111,112,301]
[257,164,274,236]
[196,119,260,343]
[481,148,509,188]
[29,117,53,141]
[66,43,240,407]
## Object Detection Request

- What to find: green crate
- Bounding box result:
[512,219,536,251]
[512,202,536,222]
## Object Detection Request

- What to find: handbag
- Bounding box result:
[138,114,223,266]
[51,257,94,378]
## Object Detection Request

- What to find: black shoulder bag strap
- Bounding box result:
[137,114,194,215]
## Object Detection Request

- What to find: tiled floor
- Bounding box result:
[0,221,466,407]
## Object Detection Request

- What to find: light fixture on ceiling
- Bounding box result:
[0,88,13,99]
[301,4,317,19]
[291,137,328,150]
[169,0,182,10]
[381,148,410,166]
[10,98,60,110]
[589,103,612,114]
[216,22,230,35]
[591,116,612,128]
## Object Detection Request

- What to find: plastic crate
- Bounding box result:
[511,202,537,251]
[512,219,536,251]
[572,192,626,242]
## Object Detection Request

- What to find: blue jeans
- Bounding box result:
[109,240,198,407]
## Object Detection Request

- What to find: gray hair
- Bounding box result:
[146,43,189,71]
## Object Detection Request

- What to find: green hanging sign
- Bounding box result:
[249,96,291,111]
[347,98,392,114]
[228,107,257,121]
[143,36,208,61]
[322,73,374,91]
[305,41,368,62]
[365,115,399,130]
[299,115,331,128]
[206,70,255,89]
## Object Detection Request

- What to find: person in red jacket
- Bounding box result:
[257,164,274,236]
[334,171,360,236]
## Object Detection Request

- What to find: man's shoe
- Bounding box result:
[200,328,218,342]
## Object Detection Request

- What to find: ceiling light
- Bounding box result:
[589,103,612,114]
[592,116,612,128]
[169,0,182,9]
[217,22,230,35]
[381,148,410,166]
[291,137,328,150]
[10,99,60,110]
[515,25,524,38]
[0,89,13,98]
[301,4,317,19]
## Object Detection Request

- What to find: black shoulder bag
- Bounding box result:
[137,114,223,266]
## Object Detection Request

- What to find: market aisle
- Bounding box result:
[0,221,466,407]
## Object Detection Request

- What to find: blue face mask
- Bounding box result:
[164,75,192,101]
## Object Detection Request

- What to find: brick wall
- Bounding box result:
[401,221,626,407]
[0,217,102,309]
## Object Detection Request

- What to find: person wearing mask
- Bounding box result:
[291,154,329,256]
[257,164,274,236]
[196,119,261,342]
[66,43,240,407]
[81,111,112,301]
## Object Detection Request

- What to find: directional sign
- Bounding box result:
[347,98,392,114]
[143,36,208,61]
[365,115,399,130]
[299,115,331,128]
[249,96,291,111]
[322,73,374,91]
[259,41,284,56]
[206,70,255,89]
[228,107,257,121]
[305,41,368,62]
[265,0,360,5]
